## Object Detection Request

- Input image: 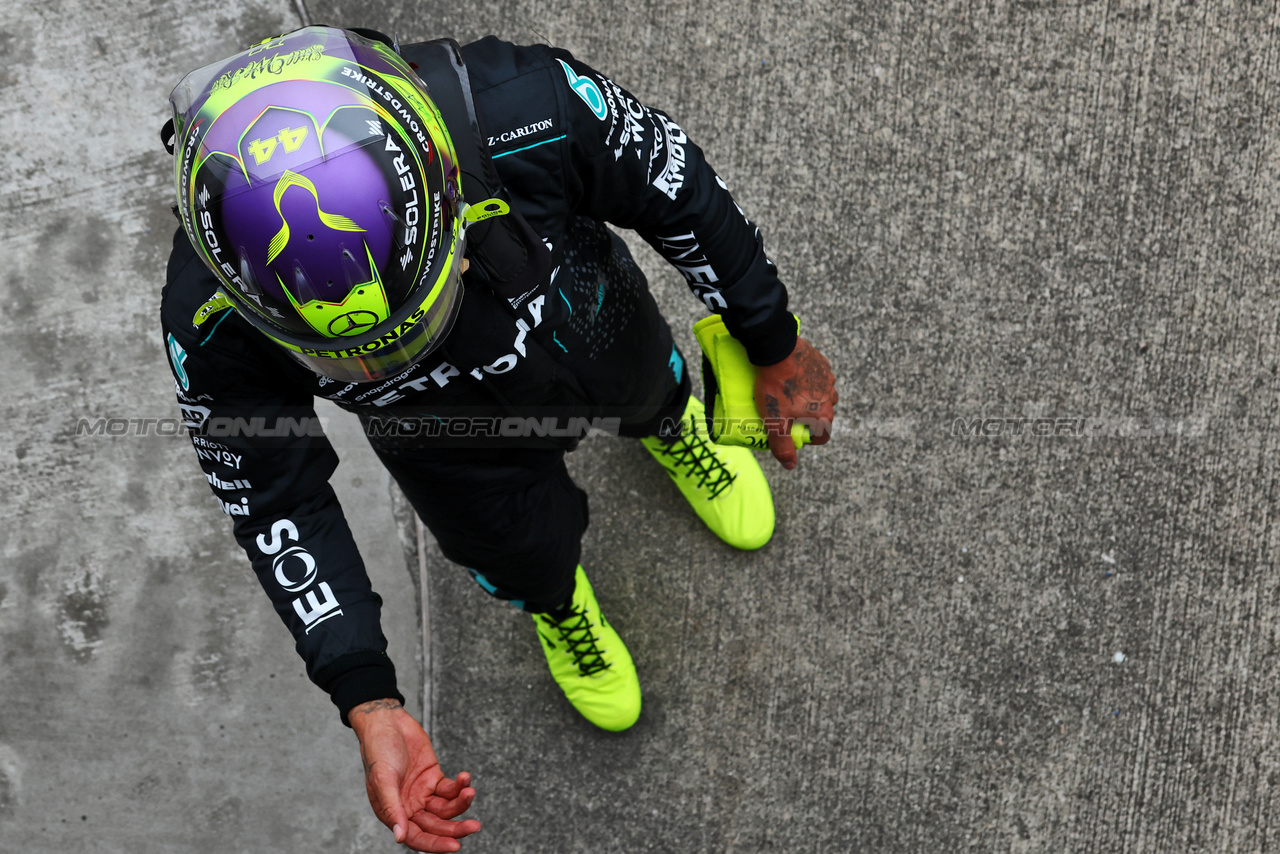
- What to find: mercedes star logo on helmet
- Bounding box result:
[329,310,381,336]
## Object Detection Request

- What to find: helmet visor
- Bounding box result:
[234,221,468,383]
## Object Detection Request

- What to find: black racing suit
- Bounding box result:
[160,37,795,723]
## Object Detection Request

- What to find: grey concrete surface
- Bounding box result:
[5,0,1280,852]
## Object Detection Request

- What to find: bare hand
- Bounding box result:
[350,699,481,852]
[753,337,838,469]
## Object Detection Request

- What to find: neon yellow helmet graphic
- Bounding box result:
[170,26,468,382]
[266,170,366,264]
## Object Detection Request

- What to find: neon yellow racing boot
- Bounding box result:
[532,565,641,732]
[640,395,775,550]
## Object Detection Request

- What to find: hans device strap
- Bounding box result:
[398,37,554,301]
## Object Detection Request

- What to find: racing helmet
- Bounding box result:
[169,26,468,382]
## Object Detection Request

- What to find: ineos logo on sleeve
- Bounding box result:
[255,519,343,632]
[272,546,318,592]
[256,518,301,555]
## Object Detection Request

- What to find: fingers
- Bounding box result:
[402,812,482,854]
[768,429,798,470]
[433,771,471,800]
[402,770,478,847]
[403,768,474,816]
[424,785,478,820]
[797,402,837,447]
[356,713,480,851]
[806,425,833,446]
[401,824,464,853]
[753,338,838,469]
[770,397,835,465]
[412,812,484,838]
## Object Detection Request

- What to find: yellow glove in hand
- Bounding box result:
[692,314,809,450]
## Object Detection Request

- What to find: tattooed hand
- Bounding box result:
[753,337,838,469]
[349,699,481,852]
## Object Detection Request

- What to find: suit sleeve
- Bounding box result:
[161,228,403,724]
[551,49,798,366]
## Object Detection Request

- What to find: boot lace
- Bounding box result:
[545,608,611,676]
[656,429,737,500]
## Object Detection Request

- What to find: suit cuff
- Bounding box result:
[740,312,799,367]
[315,651,404,727]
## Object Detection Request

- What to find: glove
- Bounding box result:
[692,313,809,450]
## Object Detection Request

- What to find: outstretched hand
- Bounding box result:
[350,699,481,852]
[753,336,838,469]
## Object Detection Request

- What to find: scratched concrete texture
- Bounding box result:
[0,2,420,852]
[5,0,1280,852]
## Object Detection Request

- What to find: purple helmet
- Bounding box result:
[170,26,467,382]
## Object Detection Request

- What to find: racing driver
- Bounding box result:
[161,25,837,852]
